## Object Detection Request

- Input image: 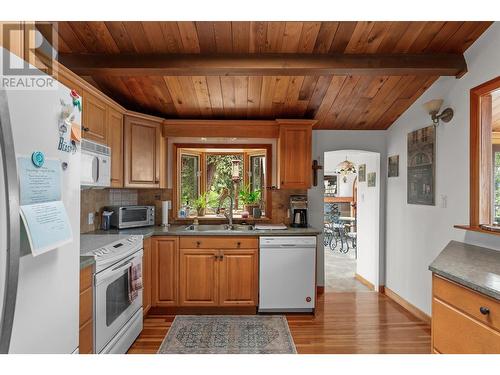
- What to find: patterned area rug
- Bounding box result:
[158,315,297,354]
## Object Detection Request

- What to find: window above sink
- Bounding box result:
[173,143,272,221]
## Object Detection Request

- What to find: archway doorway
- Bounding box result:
[322,150,381,292]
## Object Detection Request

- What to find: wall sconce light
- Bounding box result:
[423,99,454,125]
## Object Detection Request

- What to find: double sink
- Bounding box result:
[183,224,255,233]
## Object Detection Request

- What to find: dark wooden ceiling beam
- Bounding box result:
[58,53,467,77]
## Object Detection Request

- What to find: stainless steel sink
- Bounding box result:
[183,224,254,232]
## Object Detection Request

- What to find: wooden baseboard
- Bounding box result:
[355,273,375,291]
[383,287,431,324]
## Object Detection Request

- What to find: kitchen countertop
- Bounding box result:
[87,225,322,238]
[429,240,500,301]
[80,225,320,268]
[80,255,95,270]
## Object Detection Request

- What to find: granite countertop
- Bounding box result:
[80,255,95,270]
[80,225,320,268]
[87,225,322,238]
[429,240,500,300]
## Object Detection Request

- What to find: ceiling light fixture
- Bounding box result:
[423,99,454,125]
[336,157,356,183]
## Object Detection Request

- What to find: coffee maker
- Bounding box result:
[290,195,308,228]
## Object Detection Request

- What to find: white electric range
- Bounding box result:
[80,234,144,354]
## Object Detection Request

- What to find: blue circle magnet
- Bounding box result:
[31,151,45,168]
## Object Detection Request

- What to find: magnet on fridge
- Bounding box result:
[61,162,68,170]
[70,89,81,112]
[31,151,45,168]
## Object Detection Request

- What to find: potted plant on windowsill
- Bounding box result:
[239,184,261,217]
[194,192,207,217]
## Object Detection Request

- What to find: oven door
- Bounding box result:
[94,250,143,353]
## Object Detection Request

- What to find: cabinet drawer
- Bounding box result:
[433,275,499,331]
[179,236,258,249]
[432,298,500,353]
[79,287,93,327]
[80,265,93,293]
[79,319,93,354]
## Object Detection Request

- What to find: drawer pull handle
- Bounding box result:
[479,306,490,315]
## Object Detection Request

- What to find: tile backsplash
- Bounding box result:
[80,188,172,233]
[81,187,304,233]
[109,189,138,206]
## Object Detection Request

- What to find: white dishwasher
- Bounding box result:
[259,236,316,313]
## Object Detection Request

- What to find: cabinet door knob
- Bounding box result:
[82,127,90,132]
[196,241,201,247]
[480,306,490,315]
[236,241,241,247]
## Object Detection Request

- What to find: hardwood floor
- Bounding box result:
[128,291,431,354]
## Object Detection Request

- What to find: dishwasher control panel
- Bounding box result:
[259,236,317,248]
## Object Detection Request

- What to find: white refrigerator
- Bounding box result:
[0,49,80,353]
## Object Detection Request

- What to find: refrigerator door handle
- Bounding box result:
[0,88,20,354]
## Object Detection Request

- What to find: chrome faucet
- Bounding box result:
[218,187,234,229]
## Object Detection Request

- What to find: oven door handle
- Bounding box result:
[112,261,132,273]
[95,249,143,286]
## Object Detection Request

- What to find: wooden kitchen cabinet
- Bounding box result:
[432,274,500,353]
[124,114,164,188]
[219,249,259,306]
[142,237,152,315]
[152,237,179,307]
[107,106,124,187]
[179,237,259,307]
[79,264,94,354]
[179,249,219,306]
[82,90,108,144]
[277,121,313,189]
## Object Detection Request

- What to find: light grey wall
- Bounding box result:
[308,131,387,286]
[385,22,500,315]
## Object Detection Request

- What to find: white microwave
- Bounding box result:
[81,139,111,188]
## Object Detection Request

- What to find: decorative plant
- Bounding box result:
[194,192,208,216]
[239,184,261,205]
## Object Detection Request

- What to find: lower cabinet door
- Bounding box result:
[152,237,179,307]
[219,249,258,306]
[179,249,219,306]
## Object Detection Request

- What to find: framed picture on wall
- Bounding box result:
[388,155,399,177]
[407,125,435,205]
[367,172,376,187]
[358,164,366,182]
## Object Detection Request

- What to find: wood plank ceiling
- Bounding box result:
[47,21,492,130]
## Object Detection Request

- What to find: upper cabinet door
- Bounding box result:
[107,106,124,188]
[124,115,162,188]
[278,123,312,189]
[82,90,108,145]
